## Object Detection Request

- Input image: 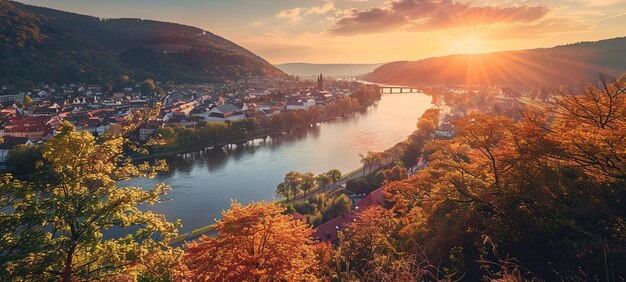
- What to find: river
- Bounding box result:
[125,93,432,233]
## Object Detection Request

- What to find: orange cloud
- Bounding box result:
[331,0,550,35]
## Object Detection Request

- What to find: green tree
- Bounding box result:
[326,169,342,184]
[276,171,303,201]
[275,182,290,202]
[0,122,180,281]
[322,194,352,221]
[6,144,41,174]
[316,173,331,193]
[139,79,156,95]
[154,127,176,140]
[301,172,316,196]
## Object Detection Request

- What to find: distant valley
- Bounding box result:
[275,63,383,78]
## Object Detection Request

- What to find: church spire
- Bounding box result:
[317,73,324,91]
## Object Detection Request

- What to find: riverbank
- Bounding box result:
[123,93,432,239]
[132,104,371,162]
[169,161,369,245]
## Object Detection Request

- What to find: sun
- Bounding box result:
[451,35,485,54]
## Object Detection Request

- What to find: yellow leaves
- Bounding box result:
[1,115,180,281]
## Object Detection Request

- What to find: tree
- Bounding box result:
[0,122,180,281]
[336,206,399,279]
[276,182,290,201]
[316,173,332,193]
[360,152,383,175]
[154,126,176,140]
[139,79,156,95]
[359,153,372,176]
[326,169,342,184]
[551,75,626,180]
[383,165,408,184]
[183,202,322,281]
[322,194,352,221]
[276,171,303,201]
[301,172,317,196]
[6,144,42,174]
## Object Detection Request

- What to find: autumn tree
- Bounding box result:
[382,165,408,184]
[0,122,180,281]
[183,202,323,281]
[336,206,400,280]
[550,74,626,180]
[381,79,626,279]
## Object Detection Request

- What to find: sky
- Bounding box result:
[19,0,626,64]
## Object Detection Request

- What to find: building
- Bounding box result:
[317,73,324,91]
[204,104,246,122]
[0,92,25,103]
[285,99,316,111]
[312,187,390,243]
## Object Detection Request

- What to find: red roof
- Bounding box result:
[356,186,387,209]
[312,211,358,243]
[313,186,390,243]
[291,212,306,221]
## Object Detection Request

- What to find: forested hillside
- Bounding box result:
[365,37,626,86]
[0,1,286,85]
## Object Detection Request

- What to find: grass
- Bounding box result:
[170,224,215,245]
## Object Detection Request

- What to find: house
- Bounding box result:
[312,187,390,243]
[311,211,358,243]
[3,116,60,140]
[0,92,25,103]
[203,104,246,122]
[0,137,34,163]
[285,99,316,111]
[139,123,161,141]
[435,123,455,139]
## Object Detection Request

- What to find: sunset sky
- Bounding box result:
[20,0,626,64]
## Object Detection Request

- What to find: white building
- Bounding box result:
[286,99,316,111]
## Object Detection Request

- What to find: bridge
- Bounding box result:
[378,86,419,94]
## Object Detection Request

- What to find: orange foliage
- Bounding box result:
[183,202,323,281]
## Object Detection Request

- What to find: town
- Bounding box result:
[0,74,364,165]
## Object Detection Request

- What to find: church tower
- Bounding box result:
[317,73,324,91]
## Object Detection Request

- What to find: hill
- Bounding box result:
[0,1,286,85]
[275,63,382,78]
[364,37,626,86]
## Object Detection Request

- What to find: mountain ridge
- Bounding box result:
[364,37,626,86]
[0,1,286,85]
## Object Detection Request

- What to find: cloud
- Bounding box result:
[277,2,336,23]
[305,2,335,15]
[277,7,303,23]
[330,0,551,35]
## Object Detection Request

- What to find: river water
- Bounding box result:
[125,93,432,233]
